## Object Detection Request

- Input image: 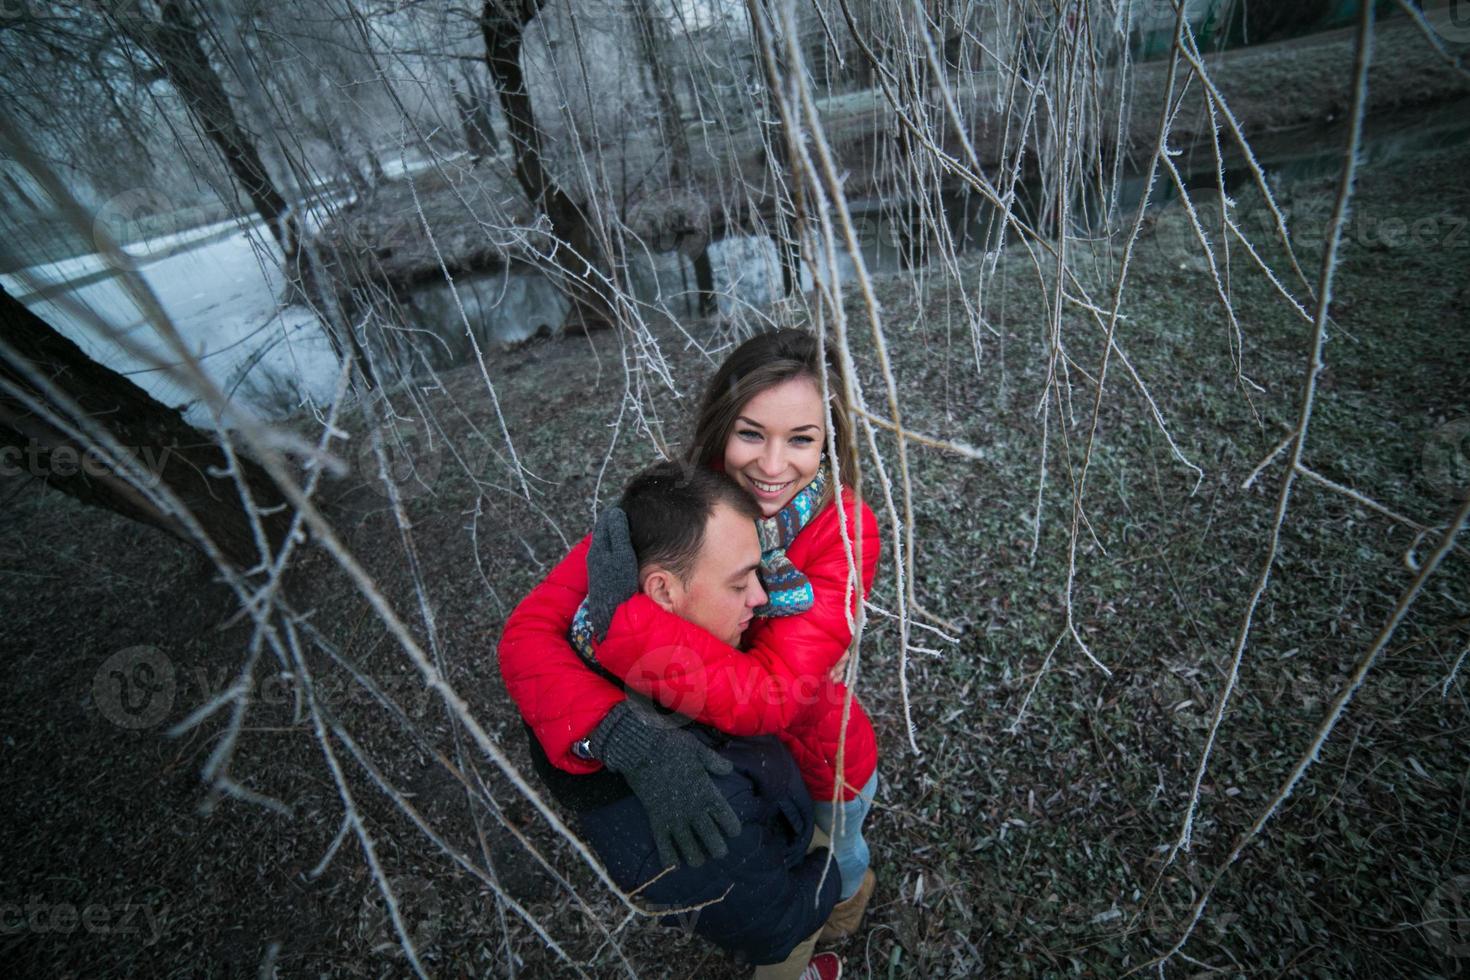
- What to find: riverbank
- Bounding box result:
[317,5,1469,297]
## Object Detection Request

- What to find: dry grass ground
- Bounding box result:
[1,133,1467,977]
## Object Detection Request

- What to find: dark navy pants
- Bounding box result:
[576,733,841,965]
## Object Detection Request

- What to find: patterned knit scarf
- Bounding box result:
[569,601,599,665]
[753,465,827,618]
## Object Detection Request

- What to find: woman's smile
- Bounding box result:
[749,477,795,495]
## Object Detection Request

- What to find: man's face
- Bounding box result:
[657,501,767,646]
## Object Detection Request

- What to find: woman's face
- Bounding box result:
[723,375,826,518]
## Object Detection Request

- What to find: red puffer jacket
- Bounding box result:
[498,488,881,801]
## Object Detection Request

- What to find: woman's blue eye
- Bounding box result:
[791,435,815,447]
[738,429,762,442]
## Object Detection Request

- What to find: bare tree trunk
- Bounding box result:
[764,128,801,298]
[631,0,690,183]
[462,69,501,157]
[750,2,803,299]
[692,247,717,317]
[123,0,302,262]
[0,287,288,567]
[480,0,617,331]
[451,78,493,163]
[775,226,801,296]
[325,124,370,196]
[350,117,385,185]
[631,0,718,317]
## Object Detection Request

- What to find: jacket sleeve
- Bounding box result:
[592,492,881,736]
[497,534,625,774]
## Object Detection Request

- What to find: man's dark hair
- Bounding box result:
[619,461,761,581]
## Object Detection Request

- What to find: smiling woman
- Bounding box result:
[723,377,826,516]
[685,329,858,515]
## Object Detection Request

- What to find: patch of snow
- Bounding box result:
[4,218,342,427]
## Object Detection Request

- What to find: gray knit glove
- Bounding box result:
[589,700,742,869]
[586,506,640,638]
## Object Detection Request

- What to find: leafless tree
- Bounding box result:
[114,1,304,260]
[0,285,287,567]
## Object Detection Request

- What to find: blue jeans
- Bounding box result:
[812,771,878,900]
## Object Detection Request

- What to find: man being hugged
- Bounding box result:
[502,461,842,977]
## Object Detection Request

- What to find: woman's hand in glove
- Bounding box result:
[585,506,640,639]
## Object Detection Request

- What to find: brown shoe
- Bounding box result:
[818,869,876,941]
